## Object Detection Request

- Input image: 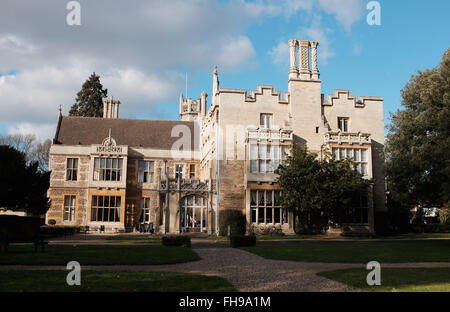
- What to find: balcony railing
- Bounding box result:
[324,131,371,145]
[159,178,216,193]
[247,127,293,142]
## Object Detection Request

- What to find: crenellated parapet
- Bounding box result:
[322,89,383,108]
[179,91,208,121]
[218,85,289,105]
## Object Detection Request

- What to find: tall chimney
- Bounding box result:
[103,96,120,119]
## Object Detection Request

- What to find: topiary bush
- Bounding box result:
[161,235,191,247]
[40,225,80,237]
[47,219,56,225]
[219,210,247,236]
[230,235,256,248]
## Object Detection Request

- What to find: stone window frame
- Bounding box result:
[260,113,273,129]
[332,147,369,176]
[189,164,196,179]
[91,195,121,222]
[93,157,123,182]
[337,117,350,133]
[175,164,185,180]
[63,194,76,222]
[66,157,79,181]
[249,143,289,174]
[138,160,155,184]
[139,197,151,224]
[250,190,288,225]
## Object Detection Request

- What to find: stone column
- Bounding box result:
[298,40,311,80]
[311,41,320,80]
[288,39,298,80]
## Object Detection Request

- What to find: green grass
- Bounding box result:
[0,245,200,265]
[0,270,236,292]
[318,268,450,292]
[242,240,450,263]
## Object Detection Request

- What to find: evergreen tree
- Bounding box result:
[385,48,450,209]
[69,72,108,117]
[277,145,370,234]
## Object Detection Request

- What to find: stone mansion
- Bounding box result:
[46,39,385,235]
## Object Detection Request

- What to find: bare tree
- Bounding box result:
[0,134,51,172]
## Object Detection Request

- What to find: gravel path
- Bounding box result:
[2,238,450,292]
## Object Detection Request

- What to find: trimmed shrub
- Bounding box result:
[248,224,284,236]
[48,219,56,225]
[40,225,80,237]
[230,235,256,248]
[161,235,191,247]
[219,210,247,237]
[410,224,450,233]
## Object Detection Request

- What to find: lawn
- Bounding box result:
[0,245,200,265]
[0,270,236,292]
[318,268,450,292]
[242,240,450,263]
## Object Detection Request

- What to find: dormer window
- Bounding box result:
[260,114,273,129]
[338,117,349,133]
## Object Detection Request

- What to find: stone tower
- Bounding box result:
[288,39,323,151]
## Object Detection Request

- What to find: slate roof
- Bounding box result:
[53,116,197,150]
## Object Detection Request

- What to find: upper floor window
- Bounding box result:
[63,195,76,222]
[338,117,349,133]
[93,157,123,181]
[138,160,154,183]
[332,147,368,176]
[260,114,273,129]
[189,164,196,179]
[66,158,78,181]
[175,164,184,179]
[250,144,289,173]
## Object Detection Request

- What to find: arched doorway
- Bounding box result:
[180,195,207,233]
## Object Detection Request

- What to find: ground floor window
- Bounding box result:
[250,190,288,224]
[139,197,151,223]
[63,195,76,222]
[181,195,206,231]
[91,195,121,222]
[338,193,369,224]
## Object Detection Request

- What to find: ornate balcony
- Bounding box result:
[247,127,293,142]
[159,178,216,193]
[324,131,371,145]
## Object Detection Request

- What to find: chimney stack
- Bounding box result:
[288,39,320,81]
[103,96,120,119]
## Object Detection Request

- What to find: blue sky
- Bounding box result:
[0,0,449,141]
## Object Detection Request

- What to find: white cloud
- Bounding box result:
[7,123,56,142]
[318,0,363,31]
[300,21,335,63]
[268,41,290,67]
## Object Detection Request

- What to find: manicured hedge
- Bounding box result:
[230,235,256,248]
[161,235,191,247]
[0,216,41,242]
[40,225,81,237]
[410,224,450,233]
[219,210,247,237]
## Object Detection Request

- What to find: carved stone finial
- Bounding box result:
[58,105,62,117]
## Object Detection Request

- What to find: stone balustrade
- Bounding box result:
[159,178,216,193]
[247,127,293,142]
[324,131,371,145]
